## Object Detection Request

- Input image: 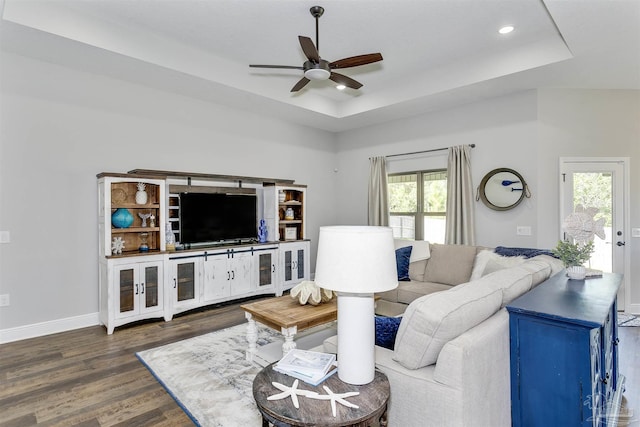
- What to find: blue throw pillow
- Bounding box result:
[395,246,412,281]
[375,316,402,350]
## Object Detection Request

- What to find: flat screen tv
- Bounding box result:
[180,192,257,245]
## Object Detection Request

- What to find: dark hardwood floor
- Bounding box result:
[1,304,638,427]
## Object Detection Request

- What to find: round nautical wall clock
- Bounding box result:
[477,168,531,211]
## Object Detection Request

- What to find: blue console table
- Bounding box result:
[506,272,624,427]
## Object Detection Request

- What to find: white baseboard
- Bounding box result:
[624,303,640,315]
[0,312,100,344]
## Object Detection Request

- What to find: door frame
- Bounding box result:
[559,157,632,312]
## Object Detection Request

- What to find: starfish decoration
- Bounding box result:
[309,385,360,417]
[267,380,317,409]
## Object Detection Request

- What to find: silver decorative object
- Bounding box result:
[138,212,151,227]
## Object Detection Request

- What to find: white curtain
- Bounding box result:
[445,145,475,244]
[368,156,389,226]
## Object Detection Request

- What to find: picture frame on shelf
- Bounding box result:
[285,227,297,241]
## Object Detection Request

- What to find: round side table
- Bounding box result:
[253,363,390,427]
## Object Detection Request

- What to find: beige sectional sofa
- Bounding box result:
[323,242,564,427]
[378,242,485,307]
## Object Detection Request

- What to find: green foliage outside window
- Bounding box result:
[388,170,447,242]
[573,172,612,226]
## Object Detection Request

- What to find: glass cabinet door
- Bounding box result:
[176,261,196,302]
[142,264,160,310]
[258,251,275,287]
[118,267,136,315]
[284,250,293,282]
[296,249,305,280]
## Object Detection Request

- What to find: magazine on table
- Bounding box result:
[274,349,337,385]
[273,364,338,386]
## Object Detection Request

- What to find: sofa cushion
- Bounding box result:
[408,259,428,282]
[423,244,478,285]
[397,281,452,305]
[470,249,526,280]
[393,282,502,369]
[475,267,533,307]
[395,246,413,281]
[529,254,564,278]
[519,260,552,288]
[375,316,403,350]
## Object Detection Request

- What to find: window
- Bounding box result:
[388,170,447,243]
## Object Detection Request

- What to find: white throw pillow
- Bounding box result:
[469,250,526,280]
[394,239,431,263]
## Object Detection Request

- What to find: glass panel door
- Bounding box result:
[259,252,274,287]
[296,249,305,280]
[284,251,292,282]
[144,265,159,309]
[560,159,627,309]
[177,262,196,302]
[118,268,135,314]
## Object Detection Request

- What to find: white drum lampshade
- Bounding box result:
[314,226,398,385]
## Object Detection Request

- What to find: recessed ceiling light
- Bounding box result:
[499,25,514,35]
[336,84,346,90]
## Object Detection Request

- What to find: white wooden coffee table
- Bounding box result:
[240,295,337,365]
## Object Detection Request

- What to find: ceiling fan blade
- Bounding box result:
[298,36,320,62]
[329,72,363,90]
[330,53,383,69]
[250,64,304,70]
[291,77,311,92]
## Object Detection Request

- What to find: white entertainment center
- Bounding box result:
[97,170,310,334]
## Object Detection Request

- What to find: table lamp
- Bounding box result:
[314,226,398,385]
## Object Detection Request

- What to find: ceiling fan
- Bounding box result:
[249,5,383,92]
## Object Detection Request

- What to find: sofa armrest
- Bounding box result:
[432,309,511,426]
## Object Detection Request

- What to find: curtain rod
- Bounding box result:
[383,143,475,159]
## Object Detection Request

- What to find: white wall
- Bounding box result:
[335,91,542,248]
[0,52,338,331]
[334,89,640,310]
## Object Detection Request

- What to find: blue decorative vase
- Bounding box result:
[112,208,134,228]
[258,219,268,243]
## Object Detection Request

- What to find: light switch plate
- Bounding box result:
[0,231,10,243]
[632,228,640,238]
[516,226,532,236]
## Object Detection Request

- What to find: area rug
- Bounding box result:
[618,313,640,327]
[136,324,281,426]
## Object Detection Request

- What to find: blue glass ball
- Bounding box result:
[111,208,134,228]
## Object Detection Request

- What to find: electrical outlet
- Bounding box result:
[0,231,9,243]
[516,226,532,236]
[0,294,9,307]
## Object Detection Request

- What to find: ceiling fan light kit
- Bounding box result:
[249,5,383,93]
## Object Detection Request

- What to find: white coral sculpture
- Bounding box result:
[111,237,125,255]
[290,280,335,305]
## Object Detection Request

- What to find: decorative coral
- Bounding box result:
[290,281,335,305]
[111,237,125,255]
